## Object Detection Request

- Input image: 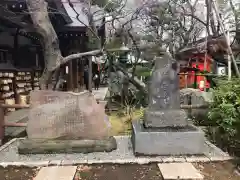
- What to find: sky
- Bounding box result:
[125,0,238,37]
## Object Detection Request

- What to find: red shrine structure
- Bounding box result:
[187,54,212,90]
[176,35,238,90]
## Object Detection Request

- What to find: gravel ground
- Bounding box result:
[0,136,231,165]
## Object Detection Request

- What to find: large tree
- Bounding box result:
[137,0,205,55]
[25,0,240,91]
[26,0,133,89]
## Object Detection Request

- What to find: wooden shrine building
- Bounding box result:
[176,35,240,90]
[0,0,106,111]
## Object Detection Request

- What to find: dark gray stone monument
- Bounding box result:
[131,54,206,155]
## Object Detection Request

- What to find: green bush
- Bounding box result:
[208,77,240,156]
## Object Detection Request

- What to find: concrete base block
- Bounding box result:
[144,109,188,127]
[132,120,206,155]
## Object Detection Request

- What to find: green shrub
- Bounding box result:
[208,77,240,156]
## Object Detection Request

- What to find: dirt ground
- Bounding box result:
[0,166,38,180]
[0,161,239,180]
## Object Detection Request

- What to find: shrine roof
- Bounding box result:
[62,0,104,28]
[1,0,104,30]
[176,35,240,65]
[177,35,240,57]
[0,4,33,29]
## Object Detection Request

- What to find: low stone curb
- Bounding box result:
[0,138,18,151]
[0,161,49,168]
[234,167,240,176]
[0,156,233,168]
[204,141,233,161]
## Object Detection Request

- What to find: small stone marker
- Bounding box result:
[34,166,77,180]
[145,55,188,127]
[158,163,203,180]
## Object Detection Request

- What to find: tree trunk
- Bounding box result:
[26,0,63,89]
[26,0,143,91]
[229,0,240,46]
[114,63,147,94]
[208,0,218,36]
[26,0,104,89]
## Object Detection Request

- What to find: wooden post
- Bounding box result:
[226,29,231,80]
[79,59,84,91]
[194,71,197,89]
[76,59,79,91]
[13,28,19,66]
[0,101,5,145]
[68,61,73,91]
[88,56,92,93]
[13,71,19,104]
[108,54,113,103]
[72,59,78,92]
[203,36,208,92]
[185,73,188,88]
[13,29,19,104]
[187,95,192,119]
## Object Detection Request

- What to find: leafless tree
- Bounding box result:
[137,0,205,56]
[25,0,240,91]
[25,0,140,89]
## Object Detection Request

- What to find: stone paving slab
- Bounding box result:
[92,87,108,100]
[158,163,204,179]
[34,166,77,180]
[82,87,108,101]
[0,136,232,167]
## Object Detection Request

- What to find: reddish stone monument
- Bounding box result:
[18,90,116,154]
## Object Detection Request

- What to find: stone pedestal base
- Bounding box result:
[131,120,205,155]
[144,109,188,127]
[18,137,117,154]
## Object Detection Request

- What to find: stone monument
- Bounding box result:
[18,90,117,154]
[131,53,206,155]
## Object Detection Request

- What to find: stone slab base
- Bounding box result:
[144,109,188,127]
[18,137,117,154]
[132,120,206,155]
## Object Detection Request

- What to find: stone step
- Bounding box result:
[34,166,77,180]
[158,163,204,180]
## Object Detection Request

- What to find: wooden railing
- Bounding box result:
[0,102,29,144]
